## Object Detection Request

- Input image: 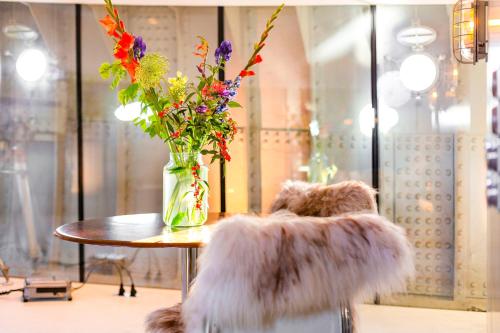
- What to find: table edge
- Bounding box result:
[53,229,204,249]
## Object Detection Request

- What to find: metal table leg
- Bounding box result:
[340,303,353,333]
[181,247,199,301]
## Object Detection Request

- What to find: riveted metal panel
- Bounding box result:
[381,134,455,298]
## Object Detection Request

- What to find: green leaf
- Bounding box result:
[111,70,125,89]
[167,166,188,174]
[171,212,187,227]
[118,83,139,105]
[99,62,112,79]
[185,92,195,103]
[228,101,242,108]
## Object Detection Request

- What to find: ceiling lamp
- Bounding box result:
[397,25,436,48]
[399,53,438,92]
[3,24,38,41]
[16,49,47,82]
[452,0,488,64]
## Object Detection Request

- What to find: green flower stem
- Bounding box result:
[163,152,208,227]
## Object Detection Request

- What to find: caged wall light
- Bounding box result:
[453,0,488,64]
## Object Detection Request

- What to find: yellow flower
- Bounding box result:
[168,71,188,102]
[135,53,169,90]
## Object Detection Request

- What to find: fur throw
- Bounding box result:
[270,180,377,216]
[146,304,184,333]
[146,180,410,333]
[182,212,414,333]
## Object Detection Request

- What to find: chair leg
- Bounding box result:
[340,303,353,333]
[204,317,222,333]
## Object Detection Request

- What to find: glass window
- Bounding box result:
[0,2,77,280]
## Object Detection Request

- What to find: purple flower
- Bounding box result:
[133,36,146,60]
[196,104,208,114]
[215,40,232,64]
[215,103,228,114]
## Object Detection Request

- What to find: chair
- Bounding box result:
[146,180,413,333]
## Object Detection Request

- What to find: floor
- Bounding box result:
[356,304,486,333]
[0,279,487,333]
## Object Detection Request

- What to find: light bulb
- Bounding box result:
[399,53,438,92]
[16,49,47,82]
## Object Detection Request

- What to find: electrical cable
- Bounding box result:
[0,260,135,297]
[72,261,124,292]
[0,287,23,296]
[124,249,140,268]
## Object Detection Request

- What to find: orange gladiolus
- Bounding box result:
[99,15,119,38]
[114,47,128,60]
[114,32,135,61]
[251,54,263,66]
[118,32,134,50]
[239,70,255,77]
[194,42,208,58]
[121,59,138,83]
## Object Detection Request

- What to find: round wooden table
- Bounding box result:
[54,212,230,300]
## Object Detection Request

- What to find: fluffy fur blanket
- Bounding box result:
[146,181,413,333]
[181,213,413,333]
[270,180,377,216]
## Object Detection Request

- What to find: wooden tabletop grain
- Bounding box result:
[54,212,230,249]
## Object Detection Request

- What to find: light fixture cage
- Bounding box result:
[453,0,488,64]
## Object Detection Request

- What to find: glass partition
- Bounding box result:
[224,5,372,213]
[0,2,78,279]
[377,5,487,310]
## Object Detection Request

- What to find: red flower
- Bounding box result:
[250,54,263,66]
[114,47,128,60]
[121,59,138,82]
[212,81,226,94]
[118,32,134,50]
[201,85,210,97]
[158,109,167,119]
[114,33,134,59]
[171,131,180,139]
[215,133,231,161]
[239,70,255,77]
[99,15,120,38]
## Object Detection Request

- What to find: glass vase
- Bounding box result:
[163,152,208,227]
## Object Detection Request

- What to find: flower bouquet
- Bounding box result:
[99,0,284,227]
